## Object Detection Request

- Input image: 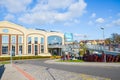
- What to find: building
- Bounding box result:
[0,21,64,56]
[80,40,104,45]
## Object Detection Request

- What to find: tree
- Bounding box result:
[105,38,111,45]
[111,33,120,44]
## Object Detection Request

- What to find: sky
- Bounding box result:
[0,0,120,41]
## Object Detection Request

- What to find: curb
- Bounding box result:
[45,59,120,67]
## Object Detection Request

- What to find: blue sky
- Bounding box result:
[0,0,120,41]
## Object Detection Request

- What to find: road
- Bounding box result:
[14,59,120,80]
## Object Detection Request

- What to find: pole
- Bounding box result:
[101,27,106,62]
[10,50,12,65]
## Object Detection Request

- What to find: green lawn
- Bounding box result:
[0,61,10,64]
[58,59,84,62]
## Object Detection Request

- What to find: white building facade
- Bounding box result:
[0,21,64,56]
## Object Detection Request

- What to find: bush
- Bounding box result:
[0,56,51,61]
[50,56,61,59]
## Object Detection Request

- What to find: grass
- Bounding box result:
[58,59,84,62]
[0,61,10,64]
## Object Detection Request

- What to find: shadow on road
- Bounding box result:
[0,65,5,79]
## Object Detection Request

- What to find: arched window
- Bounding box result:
[47,36,62,45]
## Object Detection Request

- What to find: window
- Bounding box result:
[2,45,8,54]
[19,45,22,54]
[41,45,44,53]
[35,45,38,55]
[47,36,62,45]
[34,37,38,44]
[28,37,31,44]
[18,36,23,44]
[2,35,9,55]
[11,36,16,44]
[41,37,44,44]
[28,45,31,54]
[2,35,9,43]
[12,45,15,55]
[3,29,9,33]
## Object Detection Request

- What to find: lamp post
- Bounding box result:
[10,49,12,65]
[10,37,15,66]
[101,27,106,62]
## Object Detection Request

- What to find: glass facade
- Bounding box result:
[48,36,62,45]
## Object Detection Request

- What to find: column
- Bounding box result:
[16,35,18,55]
[0,34,2,56]
[8,35,11,55]
[23,35,26,55]
[38,44,40,54]
[44,36,48,53]
[32,44,34,54]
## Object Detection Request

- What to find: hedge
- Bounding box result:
[0,56,51,61]
[50,56,61,59]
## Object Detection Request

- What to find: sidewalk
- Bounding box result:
[1,64,28,80]
[45,59,120,67]
[0,62,111,80]
[15,63,111,80]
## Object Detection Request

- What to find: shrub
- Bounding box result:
[50,56,61,59]
[0,56,51,61]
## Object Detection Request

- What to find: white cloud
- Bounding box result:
[74,19,80,24]
[96,18,105,23]
[64,22,70,26]
[112,19,120,26]
[74,33,87,37]
[88,21,93,25]
[0,0,32,13]
[4,14,15,20]
[18,0,87,24]
[105,19,120,27]
[74,33,83,37]
[91,13,96,18]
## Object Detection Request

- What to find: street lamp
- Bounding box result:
[10,37,15,66]
[101,27,106,62]
[10,49,12,65]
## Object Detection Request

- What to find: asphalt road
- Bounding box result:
[14,59,120,80]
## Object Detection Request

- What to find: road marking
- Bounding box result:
[13,64,36,80]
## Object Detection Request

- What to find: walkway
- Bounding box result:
[0,60,112,80]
